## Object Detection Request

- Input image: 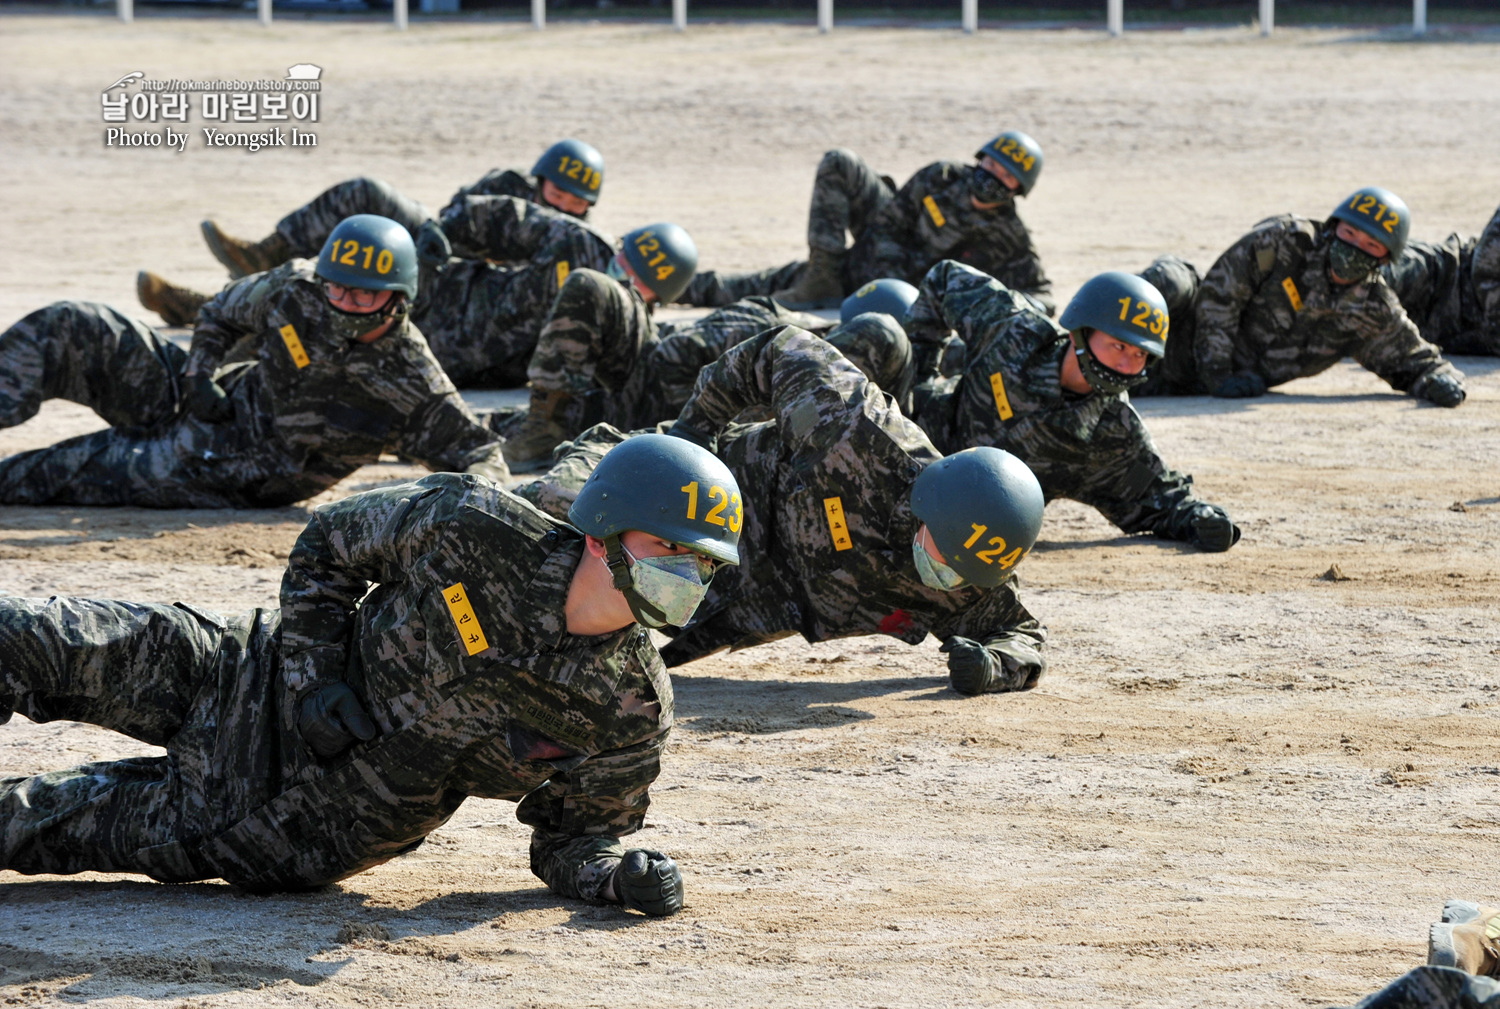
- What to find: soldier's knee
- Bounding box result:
[1139,255,1201,317]
[817,148,868,180]
[552,269,619,317]
[827,312,912,397]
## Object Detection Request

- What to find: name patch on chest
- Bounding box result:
[279,324,311,368]
[922,195,947,229]
[1281,277,1304,312]
[822,496,854,552]
[556,260,570,288]
[443,581,490,656]
[988,371,1014,421]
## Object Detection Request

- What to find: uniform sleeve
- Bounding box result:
[906,260,1034,383]
[278,479,446,697]
[1474,205,1500,345]
[517,732,667,902]
[188,270,280,376]
[651,301,785,415]
[1059,402,1205,537]
[1194,227,1285,391]
[439,195,562,262]
[395,392,511,482]
[437,168,535,218]
[1350,289,1460,394]
[672,326,875,451]
[933,579,1049,685]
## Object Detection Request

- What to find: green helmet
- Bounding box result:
[620,223,699,305]
[826,312,913,402]
[532,138,605,206]
[1058,271,1168,395]
[910,447,1044,589]
[975,130,1044,196]
[1329,186,1410,260]
[569,433,741,566]
[315,214,419,299]
[840,278,919,324]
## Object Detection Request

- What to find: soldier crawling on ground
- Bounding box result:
[1133,186,1468,408]
[1382,201,1500,357]
[0,435,740,917]
[0,214,509,508]
[682,131,1054,315]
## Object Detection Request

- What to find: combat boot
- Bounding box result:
[772,248,845,310]
[137,271,210,327]
[1430,901,1500,977]
[501,388,575,474]
[201,220,292,279]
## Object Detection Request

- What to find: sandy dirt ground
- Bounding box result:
[1,15,1499,1008]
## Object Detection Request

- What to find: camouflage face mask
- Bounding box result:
[325,296,408,344]
[622,545,713,628]
[1328,238,1380,285]
[969,165,1016,207]
[912,531,964,592]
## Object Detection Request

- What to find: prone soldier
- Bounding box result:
[520,326,1051,696]
[901,261,1240,552]
[1133,186,1467,408]
[0,435,739,916]
[0,214,510,508]
[682,132,1054,314]
[1382,202,1500,356]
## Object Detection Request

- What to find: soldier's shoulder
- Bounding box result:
[1245,213,1319,244]
[457,475,575,544]
[919,159,968,182]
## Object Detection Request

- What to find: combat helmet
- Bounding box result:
[1058,271,1169,395]
[910,447,1044,589]
[315,214,419,300]
[533,139,606,207]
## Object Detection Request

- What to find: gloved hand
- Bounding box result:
[1415,372,1466,408]
[1188,504,1240,552]
[185,371,234,423]
[1211,373,1267,399]
[666,420,715,451]
[941,636,1043,695]
[611,848,684,917]
[414,219,452,267]
[297,682,378,758]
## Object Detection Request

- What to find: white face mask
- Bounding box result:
[622,545,714,628]
[912,528,964,592]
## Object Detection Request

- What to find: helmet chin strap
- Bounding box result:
[602,534,668,627]
[1070,329,1149,395]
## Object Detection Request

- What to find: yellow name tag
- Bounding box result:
[988,371,1014,421]
[279,324,310,369]
[443,582,490,656]
[922,195,946,228]
[822,496,853,552]
[1281,277,1303,312]
[555,260,570,288]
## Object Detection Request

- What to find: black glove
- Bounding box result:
[185,371,234,423]
[1188,504,1240,553]
[611,848,684,917]
[665,420,715,451]
[941,636,1044,695]
[297,682,378,758]
[1416,372,1466,408]
[414,219,452,267]
[1211,373,1267,399]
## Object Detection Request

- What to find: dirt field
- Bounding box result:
[1,14,1498,1008]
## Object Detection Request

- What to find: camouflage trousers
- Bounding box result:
[683,149,901,308]
[1340,966,1500,1008]
[0,598,287,884]
[274,176,432,259]
[0,301,311,508]
[1389,237,1494,356]
[415,258,559,388]
[0,301,184,430]
[1131,254,1204,397]
[1474,216,1500,355]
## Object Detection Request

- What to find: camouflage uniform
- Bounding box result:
[266,169,566,262]
[416,196,616,387]
[1338,966,1500,1008]
[1135,215,1462,399]
[0,267,508,508]
[520,327,1047,676]
[684,150,1053,314]
[901,261,1229,544]
[0,473,670,901]
[522,271,835,436]
[1383,206,1500,356]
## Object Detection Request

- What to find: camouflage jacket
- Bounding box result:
[673,326,1045,652]
[864,160,1052,314]
[438,167,589,221]
[905,261,1206,539]
[1476,203,1500,348]
[188,261,508,487]
[437,194,614,278]
[1384,202,1500,355]
[1192,214,1456,393]
[243,473,671,898]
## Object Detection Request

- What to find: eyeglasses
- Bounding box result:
[322,281,383,309]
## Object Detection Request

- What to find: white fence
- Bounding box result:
[115,0,1437,37]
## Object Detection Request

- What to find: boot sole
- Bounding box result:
[201,220,250,279]
[1430,922,1462,968]
[1446,900,1484,924]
